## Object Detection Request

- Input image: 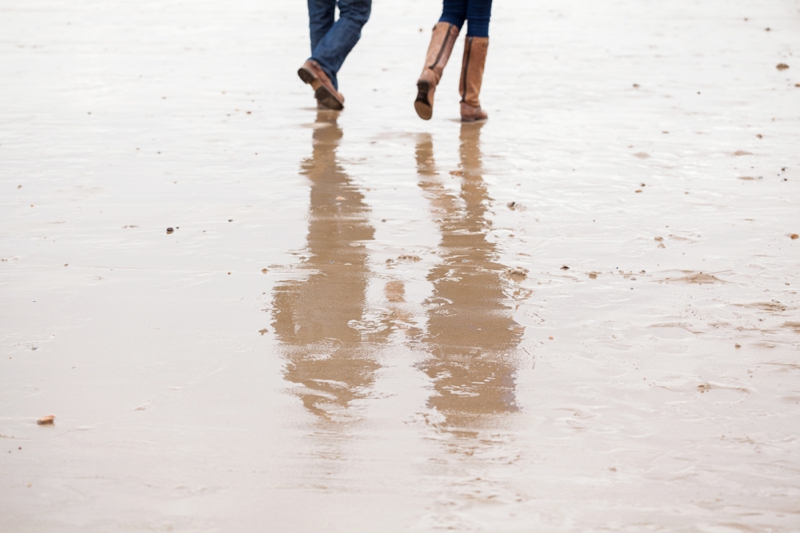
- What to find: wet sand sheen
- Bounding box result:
[1,0,799,531]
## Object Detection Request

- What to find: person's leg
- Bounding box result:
[464,0,492,37]
[459,0,492,121]
[301,0,343,110]
[307,0,336,53]
[413,0,465,120]
[309,0,371,90]
[439,0,468,31]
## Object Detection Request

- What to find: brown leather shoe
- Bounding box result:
[298,60,345,111]
[459,37,489,122]
[415,22,460,120]
[460,101,487,122]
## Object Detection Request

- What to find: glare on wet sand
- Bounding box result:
[1,0,799,531]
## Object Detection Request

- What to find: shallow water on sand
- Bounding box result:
[1,0,799,531]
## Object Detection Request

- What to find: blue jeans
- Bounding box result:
[439,0,493,37]
[307,0,371,90]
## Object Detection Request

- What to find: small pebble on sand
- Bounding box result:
[37,415,55,425]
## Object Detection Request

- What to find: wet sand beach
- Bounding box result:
[1,0,799,531]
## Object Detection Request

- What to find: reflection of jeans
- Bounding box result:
[307,0,371,90]
[440,0,493,37]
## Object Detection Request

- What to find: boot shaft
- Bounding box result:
[459,36,489,108]
[420,22,460,86]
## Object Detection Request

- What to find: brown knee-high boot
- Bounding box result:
[415,22,460,120]
[459,37,489,122]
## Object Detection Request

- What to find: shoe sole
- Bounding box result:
[298,67,344,111]
[414,80,433,120]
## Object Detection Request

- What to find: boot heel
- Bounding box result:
[415,80,433,120]
[298,68,323,92]
[315,87,344,111]
[297,67,315,85]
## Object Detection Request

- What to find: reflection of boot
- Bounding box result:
[459,37,489,122]
[311,110,343,146]
[459,122,485,177]
[415,22,460,120]
[415,133,436,177]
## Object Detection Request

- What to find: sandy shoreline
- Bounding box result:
[2,0,799,531]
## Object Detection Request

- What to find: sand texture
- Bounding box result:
[1,0,799,531]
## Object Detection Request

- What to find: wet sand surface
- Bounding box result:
[1,0,799,531]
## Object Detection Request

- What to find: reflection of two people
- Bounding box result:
[271,111,383,420]
[416,124,523,432]
[272,113,523,431]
